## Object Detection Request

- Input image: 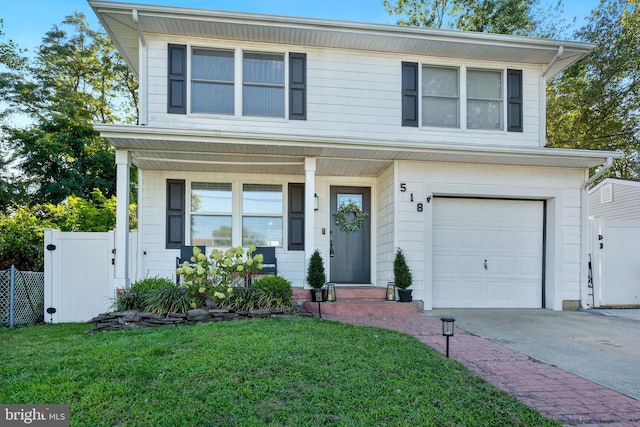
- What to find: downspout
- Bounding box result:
[542,46,564,78]
[579,157,614,309]
[133,10,148,126]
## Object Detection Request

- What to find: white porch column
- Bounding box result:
[114,150,131,290]
[304,158,316,288]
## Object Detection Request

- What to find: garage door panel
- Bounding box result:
[433,198,543,308]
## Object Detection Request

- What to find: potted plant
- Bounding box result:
[393,248,413,302]
[307,249,326,302]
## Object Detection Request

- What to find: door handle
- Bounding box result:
[484,259,488,270]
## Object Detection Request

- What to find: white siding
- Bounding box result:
[375,163,395,287]
[589,179,640,220]
[143,36,542,148]
[397,161,585,310]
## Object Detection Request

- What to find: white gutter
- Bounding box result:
[580,157,614,309]
[542,46,564,78]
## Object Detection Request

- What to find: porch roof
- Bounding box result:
[89,1,594,79]
[96,124,619,176]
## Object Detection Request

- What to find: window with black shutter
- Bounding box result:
[288,183,305,251]
[167,44,187,114]
[166,179,185,249]
[401,62,418,127]
[507,69,523,132]
[289,53,307,120]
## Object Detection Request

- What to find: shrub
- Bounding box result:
[115,277,190,314]
[306,249,326,289]
[393,248,413,289]
[176,245,264,308]
[250,276,293,300]
[219,276,295,313]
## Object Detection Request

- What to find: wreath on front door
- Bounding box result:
[334,202,368,233]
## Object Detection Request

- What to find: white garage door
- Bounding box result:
[433,198,543,308]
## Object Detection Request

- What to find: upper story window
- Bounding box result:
[402,62,522,132]
[467,69,503,130]
[422,66,459,128]
[191,49,234,115]
[243,53,285,117]
[167,44,306,120]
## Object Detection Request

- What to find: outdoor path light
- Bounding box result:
[441,316,455,358]
[385,280,396,301]
[326,282,336,302]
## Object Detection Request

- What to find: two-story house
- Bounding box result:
[90,0,618,311]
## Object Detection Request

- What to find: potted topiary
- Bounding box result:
[393,248,413,302]
[306,249,326,302]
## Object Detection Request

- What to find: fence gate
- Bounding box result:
[44,229,116,323]
[589,219,640,307]
[1,266,45,327]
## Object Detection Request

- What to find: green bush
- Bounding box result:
[250,276,293,300]
[306,249,326,289]
[220,276,294,313]
[393,248,413,289]
[115,277,190,314]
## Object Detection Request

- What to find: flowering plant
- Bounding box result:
[176,245,264,308]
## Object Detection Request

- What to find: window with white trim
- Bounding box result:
[190,183,232,247]
[242,184,283,247]
[191,49,234,115]
[422,66,459,128]
[405,64,519,131]
[243,52,285,117]
[467,69,503,130]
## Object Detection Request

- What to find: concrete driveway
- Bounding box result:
[426,308,640,401]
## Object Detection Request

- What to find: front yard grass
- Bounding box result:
[0,318,559,426]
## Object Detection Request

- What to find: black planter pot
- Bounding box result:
[310,288,326,302]
[397,288,413,302]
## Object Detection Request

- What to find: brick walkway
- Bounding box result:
[326,311,640,427]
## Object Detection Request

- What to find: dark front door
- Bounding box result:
[330,186,371,284]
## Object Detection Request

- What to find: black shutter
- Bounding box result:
[168,44,187,114]
[289,53,307,120]
[288,183,305,251]
[402,62,419,127]
[166,179,185,249]
[507,69,523,132]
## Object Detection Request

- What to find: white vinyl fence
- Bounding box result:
[589,219,640,307]
[44,229,138,323]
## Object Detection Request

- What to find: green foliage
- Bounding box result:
[546,0,640,180]
[306,249,326,289]
[0,208,48,271]
[141,283,191,314]
[393,248,413,289]
[0,321,560,426]
[1,13,138,210]
[382,0,569,37]
[250,275,293,299]
[0,191,137,271]
[177,245,264,308]
[115,277,190,314]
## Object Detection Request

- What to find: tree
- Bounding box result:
[383,0,570,37]
[2,13,138,208]
[546,0,640,179]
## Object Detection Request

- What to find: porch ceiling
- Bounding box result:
[89,1,594,78]
[96,125,619,175]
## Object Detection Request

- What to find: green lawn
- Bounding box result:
[0,318,559,426]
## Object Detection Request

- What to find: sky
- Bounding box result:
[2,0,601,56]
